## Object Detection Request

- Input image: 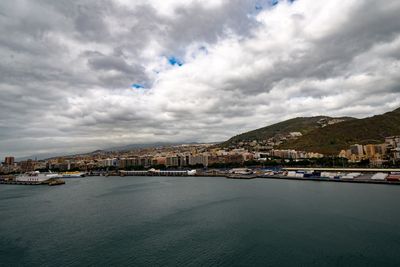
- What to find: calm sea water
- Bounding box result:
[1,176,400,266]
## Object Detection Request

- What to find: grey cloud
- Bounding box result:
[87,53,142,74]
[0,0,400,157]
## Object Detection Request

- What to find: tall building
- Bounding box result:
[20,159,34,172]
[375,144,387,156]
[166,156,179,167]
[364,144,376,157]
[154,157,166,166]
[350,144,364,157]
[4,156,15,166]
[104,158,118,167]
[189,154,208,167]
[393,148,400,161]
[119,158,138,169]
[385,136,400,147]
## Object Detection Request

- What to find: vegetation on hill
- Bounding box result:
[280,107,400,155]
[223,107,400,155]
[223,116,354,146]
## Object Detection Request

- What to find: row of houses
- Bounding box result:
[102,148,325,169]
[103,154,210,168]
[339,136,400,165]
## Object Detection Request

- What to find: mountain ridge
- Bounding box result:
[223,107,400,155]
[280,107,400,154]
[223,115,355,146]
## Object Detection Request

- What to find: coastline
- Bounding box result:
[2,170,400,186]
[257,175,400,185]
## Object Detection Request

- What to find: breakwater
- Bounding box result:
[0,178,65,186]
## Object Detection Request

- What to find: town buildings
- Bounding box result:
[3,135,399,175]
[4,156,14,166]
[339,136,400,165]
[1,141,328,174]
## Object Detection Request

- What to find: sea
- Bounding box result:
[1,176,400,266]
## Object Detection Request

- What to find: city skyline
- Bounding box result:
[1,0,400,158]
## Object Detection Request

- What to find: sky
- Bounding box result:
[1,0,400,158]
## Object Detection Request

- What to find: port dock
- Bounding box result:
[259,175,400,185]
[226,174,258,179]
[0,178,65,186]
[0,180,42,185]
[119,170,196,176]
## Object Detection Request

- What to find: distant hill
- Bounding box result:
[223,116,354,146]
[281,107,400,155]
[223,107,400,155]
[16,152,68,161]
[103,142,203,152]
[14,142,208,161]
[104,142,176,152]
[15,143,193,161]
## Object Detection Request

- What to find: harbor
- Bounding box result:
[116,167,400,185]
[2,167,400,186]
[259,174,400,185]
[119,169,197,176]
[276,167,400,185]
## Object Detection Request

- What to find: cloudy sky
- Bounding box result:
[1,0,400,158]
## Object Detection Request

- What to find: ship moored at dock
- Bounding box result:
[1,171,65,186]
[16,171,59,183]
[59,171,86,178]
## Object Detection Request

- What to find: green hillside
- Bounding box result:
[280,107,400,155]
[223,116,354,146]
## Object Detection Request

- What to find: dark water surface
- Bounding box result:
[1,176,400,266]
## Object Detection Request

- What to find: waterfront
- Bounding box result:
[1,176,400,266]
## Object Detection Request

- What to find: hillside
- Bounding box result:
[223,116,354,146]
[280,107,400,155]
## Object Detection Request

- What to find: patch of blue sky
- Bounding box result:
[131,83,145,89]
[270,0,296,7]
[270,0,279,6]
[168,56,183,66]
[253,0,294,13]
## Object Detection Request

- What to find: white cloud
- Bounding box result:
[0,0,400,157]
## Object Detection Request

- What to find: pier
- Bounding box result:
[226,174,258,179]
[0,178,65,186]
[259,175,400,185]
[119,169,196,176]
[0,180,42,185]
[283,167,400,173]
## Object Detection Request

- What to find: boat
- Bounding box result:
[387,172,400,181]
[228,168,253,175]
[60,171,86,178]
[371,173,388,180]
[16,171,59,183]
[187,170,197,176]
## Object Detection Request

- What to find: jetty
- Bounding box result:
[119,169,196,176]
[226,174,258,179]
[0,177,65,186]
